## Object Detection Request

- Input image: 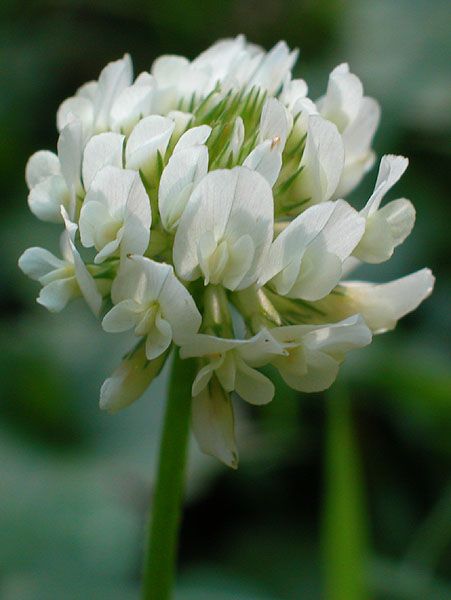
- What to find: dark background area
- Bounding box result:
[1,1,450,598]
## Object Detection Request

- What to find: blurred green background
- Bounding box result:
[1,1,450,599]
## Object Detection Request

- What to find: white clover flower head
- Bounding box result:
[19,36,435,468]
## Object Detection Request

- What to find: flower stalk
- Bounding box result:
[142,352,195,600]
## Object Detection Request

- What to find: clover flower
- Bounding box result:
[19,35,434,467]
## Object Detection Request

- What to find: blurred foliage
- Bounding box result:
[1,1,450,599]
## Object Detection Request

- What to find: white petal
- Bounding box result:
[102,299,142,332]
[111,255,169,305]
[299,115,344,204]
[125,115,175,178]
[173,125,212,153]
[304,314,372,358]
[280,347,340,393]
[259,202,336,289]
[158,265,202,344]
[60,207,103,316]
[25,151,60,190]
[288,244,342,301]
[317,63,363,132]
[234,358,275,405]
[37,278,78,312]
[145,313,172,360]
[259,97,291,149]
[159,145,209,231]
[18,247,65,281]
[192,361,219,397]
[94,54,133,131]
[82,132,125,190]
[342,269,435,333]
[27,175,69,223]
[335,97,380,198]
[243,140,282,187]
[99,343,168,413]
[151,55,190,86]
[110,82,153,134]
[248,41,298,95]
[121,172,152,258]
[57,119,84,203]
[361,154,409,217]
[173,167,274,290]
[56,96,94,133]
[180,334,241,359]
[191,379,239,469]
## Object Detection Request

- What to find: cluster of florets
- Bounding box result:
[19,36,434,466]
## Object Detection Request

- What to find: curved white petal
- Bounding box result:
[102,299,142,332]
[94,54,133,131]
[259,97,291,149]
[100,343,168,413]
[191,379,239,469]
[317,63,363,132]
[27,175,69,223]
[341,269,435,333]
[234,358,275,405]
[56,96,94,134]
[243,140,282,187]
[57,119,84,205]
[18,247,65,281]
[82,132,125,190]
[125,115,175,178]
[110,81,154,134]
[173,125,212,153]
[159,145,209,231]
[25,150,60,190]
[173,167,274,290]
[37,278,78,313]
[298,115,344,204]
[362,154,409,218]
[145,313,172,360]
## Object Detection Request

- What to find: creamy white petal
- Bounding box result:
[191,379,238,469]
[56,96,94,133]
[151,55,190,86]
[259,202,336,289]
[25,150,61,189]
[111,255,169,305]
[234,358,275,405]
[145,313,172,360]
[37,278,78,313]
[317,63,363,132]
[102,299,142,332]
[18,247,66,281]
[61,207,103,316]
[57,119,84,204]
[173,125,212,153]
[94,54,133,131]
[110,81,154,134]
[243,140,282,187]
[341,269,435,333]
[248,41,298,95]
[82,132,125,190]
[125,115,175,178]
[27,174,70,223]
[173,167,274,290]
[298,115,344,204]
[100,343,168,413]
[159,145,208,231]
[259,97,291,149]
[362,154,409,218]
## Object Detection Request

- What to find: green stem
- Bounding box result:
[322,385,368,600]
[141,351,195,600]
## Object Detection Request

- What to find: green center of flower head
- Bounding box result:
[18,37,434,468]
